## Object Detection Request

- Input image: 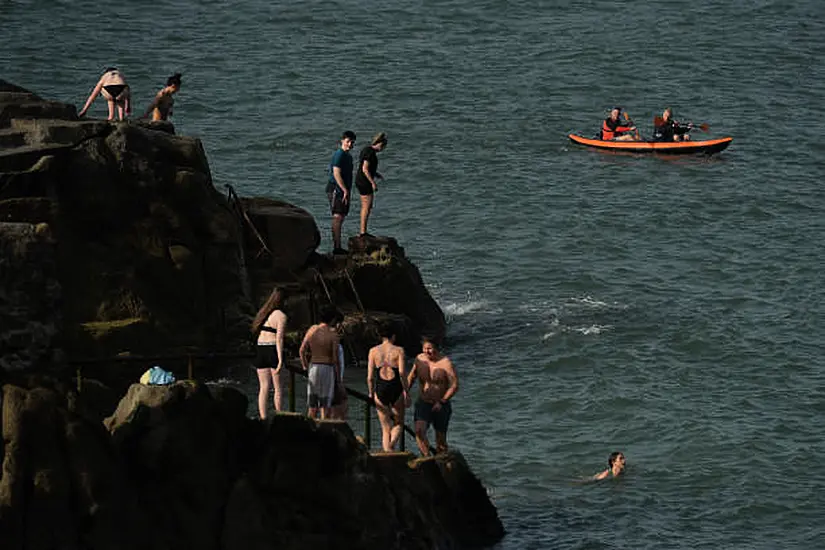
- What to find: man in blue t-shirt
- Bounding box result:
[327,130,356,254]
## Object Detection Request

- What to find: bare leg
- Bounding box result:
[270,368,283,412]
[117,102,125,121]
[331,214,344,249]
[256,369,271,419]
[359,194,374,235]
[435,431,448,454]
[375,398,393,451]
[389,400,405,450]
[106,99,115,121]
[415,420,431,456]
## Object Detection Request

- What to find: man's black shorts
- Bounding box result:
[328,189,349,216]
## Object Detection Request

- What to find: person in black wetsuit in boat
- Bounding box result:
[78,67,131,120]
[251,287,288,419]
[367,324,410,452]
[593,451,626,480]
[653,108,692,142]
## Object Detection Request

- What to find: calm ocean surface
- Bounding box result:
[5,0,825,547]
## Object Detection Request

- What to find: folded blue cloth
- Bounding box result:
[140,365,176,385]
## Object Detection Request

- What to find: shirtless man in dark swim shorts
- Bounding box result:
[407,337,459,456]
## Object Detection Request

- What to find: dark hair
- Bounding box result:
[104,67,118,73]
[377,322,394,339]
[251,287,284,334]
[319,305,340,325]
[167,73,182,87]
[421,335,439,348]
[608,452,623,468]
[341,130,356,141]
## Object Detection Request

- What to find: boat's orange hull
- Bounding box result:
[568,134,732,155]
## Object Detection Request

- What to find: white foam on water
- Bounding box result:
[443,299,489,317]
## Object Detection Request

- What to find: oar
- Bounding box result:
[623,111,640,140]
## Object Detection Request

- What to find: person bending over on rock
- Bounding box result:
[144,73,182,121]
[327,130,356,255]
[251,287,288,419]
[407,337,459,456]
[593,451,626,480]
[78,67,131,121]
[600,107,636,141]
[299,306,342,420]
[367,323,410,451]
[355,132,388,237]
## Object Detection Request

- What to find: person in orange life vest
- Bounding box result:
[601,107,636,141]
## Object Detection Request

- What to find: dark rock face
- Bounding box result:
[1,79,446,381]
[0,82,252,368]
[0,222,61,371]
[1,379,505,549]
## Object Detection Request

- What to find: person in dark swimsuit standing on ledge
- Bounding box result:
[78,67,131,121]
[408,337,459,456]
[251,287,287,419]
[593,451,626,480]
[367,324,410,451]
[354,132,388,237]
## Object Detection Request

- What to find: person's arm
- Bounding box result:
[332,166,349,203]
[407,357,420,389]
[440,360,459,403]
[273,311,286,373]
[367,349,376,398]
[298,326,314,371]
[617,125,635,133]
[78,78,104,117]
[593,469,609,480]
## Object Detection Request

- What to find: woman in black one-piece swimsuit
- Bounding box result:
[367,325,410,452]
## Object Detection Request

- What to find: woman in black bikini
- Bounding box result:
[367,325,410,451]
[251,287,287,419]
[78,67,131,121]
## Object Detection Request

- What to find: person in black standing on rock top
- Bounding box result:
[354,132,388,237]
[327,130,356,255]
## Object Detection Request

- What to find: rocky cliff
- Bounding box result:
[0,378,504,549]
[0,79,445,384]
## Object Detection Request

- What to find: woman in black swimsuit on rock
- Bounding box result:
[367,324,410,451]
[251,287,287,419]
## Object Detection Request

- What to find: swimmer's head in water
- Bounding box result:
[608,452,626,472]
